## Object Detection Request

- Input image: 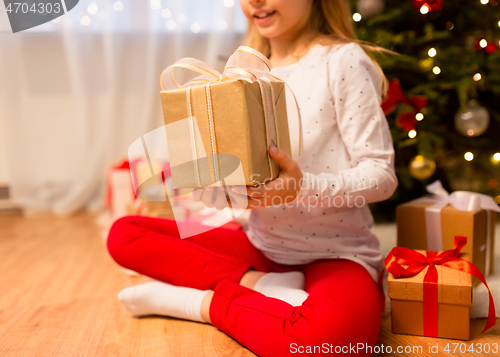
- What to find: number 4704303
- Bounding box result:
[5,2,62,14]
[443,343,499,354]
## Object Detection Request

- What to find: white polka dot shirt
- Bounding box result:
[246,42,398,281]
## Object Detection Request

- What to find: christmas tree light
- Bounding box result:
[354,0,500,220]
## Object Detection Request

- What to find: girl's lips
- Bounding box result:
[253,11,276,26]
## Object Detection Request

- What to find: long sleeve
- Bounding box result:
[247,43,388,278]
[295,43,398,208]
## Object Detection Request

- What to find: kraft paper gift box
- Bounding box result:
[126,199,242,232]
[127,199,191,221]
[159,46,294,189]
[388,251,473,340]
[396,181,499,278]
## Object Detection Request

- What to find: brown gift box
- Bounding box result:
[388,252,472,340]
[127,200,175,220]
[160,77,292,189]
[397,201,496,278]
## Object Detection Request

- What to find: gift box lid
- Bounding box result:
[397,200,484,216]
[388,252,472,305]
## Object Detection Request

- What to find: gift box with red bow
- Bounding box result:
[397,181,499,278]
[380,236,496,341]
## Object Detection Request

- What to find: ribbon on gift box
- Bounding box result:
[159,46,303,187]
[377,236,496,337]
[413,180,500,276]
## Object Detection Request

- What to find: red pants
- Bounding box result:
[107,216,382,357]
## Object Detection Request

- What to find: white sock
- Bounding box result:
[253,272,310,307]
[117,281,210,323]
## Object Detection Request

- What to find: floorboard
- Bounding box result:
[0,213,498,356]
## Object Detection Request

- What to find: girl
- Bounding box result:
[107,0,398,356]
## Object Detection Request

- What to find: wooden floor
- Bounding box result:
[0,213,498,357]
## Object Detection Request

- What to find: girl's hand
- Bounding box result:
[232,146,303,208]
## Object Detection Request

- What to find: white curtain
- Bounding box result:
[0,0,246,215]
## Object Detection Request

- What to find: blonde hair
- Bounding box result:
[244,0,394,97]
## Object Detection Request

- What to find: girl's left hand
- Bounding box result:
[232,146,303,208]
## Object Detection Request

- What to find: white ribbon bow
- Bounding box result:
[425,180,500,213]
[415,180,500,276]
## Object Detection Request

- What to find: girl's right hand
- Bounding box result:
[191,186,249,210]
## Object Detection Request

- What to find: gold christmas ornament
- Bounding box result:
[409,155,436,180]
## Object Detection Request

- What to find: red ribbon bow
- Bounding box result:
[378,236,496,337]
[381,79,428,131]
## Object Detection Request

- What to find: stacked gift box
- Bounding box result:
[383,180,499,340]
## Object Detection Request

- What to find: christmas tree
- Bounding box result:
[352,0,500,221]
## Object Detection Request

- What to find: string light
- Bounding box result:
[464,152,474,161]
[473,73,482,81]
[80,15,91,26]
[161,9,171,18]
[432,66,441,75]
[167,20,176,29]
[416,113,424,121]
[408,130,417,138]
[190,23,201,33]
[420,5,430,14]
[498,21,500,27]
[353,13,362,22]
[468,129,475,136]
[495,196,500,204]
[113,1,124,11]
[428,48,437,57]
[479,39,488,48]
[87,3,98,15]
[480,0,489,4]
[150,0,161,10]
[493,152,500,162]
